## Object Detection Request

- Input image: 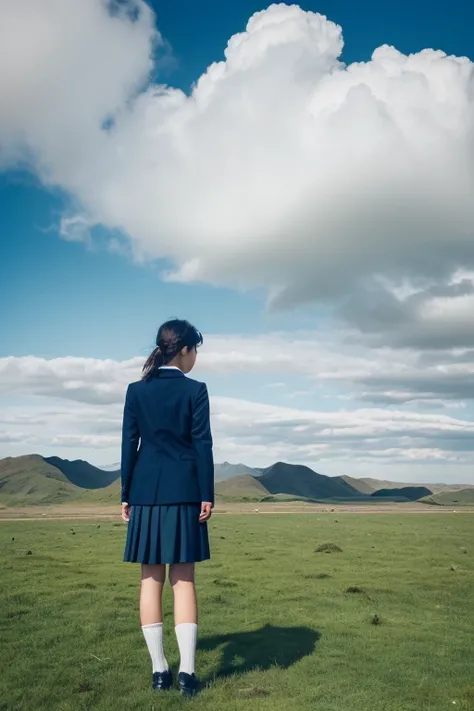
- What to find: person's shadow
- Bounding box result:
[199,624,320,680]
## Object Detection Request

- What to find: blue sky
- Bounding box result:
[2,0,473,360]
[1,0,473,482]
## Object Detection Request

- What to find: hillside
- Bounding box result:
[422,488,474,506]
[214,462,259,481]
[341,475,376,495]
[0,454,120,506]
[75,479,121,504]
[2,453,473,507]
[0,455,79,505]
[257,462,361,500]
[371,486,432,502]
[358,478,474,495]
[215,474,269,499]
[45,456,119,489]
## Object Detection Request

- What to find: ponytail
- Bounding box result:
[142,318,203,381]
[142,346,164,381]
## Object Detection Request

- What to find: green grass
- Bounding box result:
[1,513,473,711]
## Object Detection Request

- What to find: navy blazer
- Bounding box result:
[120,369,214,506]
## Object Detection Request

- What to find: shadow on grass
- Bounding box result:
[200,624,320,680]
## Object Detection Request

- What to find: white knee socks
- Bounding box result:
[142,622,197,675]
[175,623,198,675]
[142,623,169,673]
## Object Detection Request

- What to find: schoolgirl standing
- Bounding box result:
[121,319,214,696]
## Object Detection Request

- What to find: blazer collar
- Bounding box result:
[158,368,185,378]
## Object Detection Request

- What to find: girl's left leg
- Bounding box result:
[140,564,168,674]
[169,563,198,680]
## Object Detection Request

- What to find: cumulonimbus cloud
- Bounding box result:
[0,1,473,319]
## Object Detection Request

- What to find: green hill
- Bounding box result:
[214,462,259,481]
[257,462,361,500]
[75,480,121,504]
[2,454,473,508]
[0,455,79,505]
[421,488,474,506]
[341,475,376,494]
[371,486,432,502]
[358,478,474,495]
[0,455,120,506]
[216,474,269,500]
[45,456,119,488]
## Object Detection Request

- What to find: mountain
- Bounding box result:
[214,462,259,481]
[422,488,474,506]
[0,455,80,505]
[371,486,432,502]
[340,475,376,495]
[45,456,120,489]
[356,478,474,495]
[256,462,361,500]
[0,454,121,506]
[215,474,269,499]
[2,453,473,507]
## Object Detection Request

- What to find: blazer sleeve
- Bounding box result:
[191,383,215,505]
[121,384,140,503]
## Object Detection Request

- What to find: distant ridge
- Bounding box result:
[422,488,474,506]
[340,475,376,495]
[256,462,361,500]
[355,477,474,495]
[214,462,259,481]
[0,454,472,507]
[0,455,80,505]
[0,455,120,506]
[371,486,432,502]
[45,456,120,489]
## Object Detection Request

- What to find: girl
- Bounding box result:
[121,319,214,697]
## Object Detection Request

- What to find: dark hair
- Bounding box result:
[142,319,203,380]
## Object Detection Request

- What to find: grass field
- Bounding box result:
[1,513,473,711]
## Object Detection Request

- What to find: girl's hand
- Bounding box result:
[121,502,131,522]
[200,502,212,523]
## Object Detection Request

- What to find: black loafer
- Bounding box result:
[152,670,172,691]
[178,672,199,697]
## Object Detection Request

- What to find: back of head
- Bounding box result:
[142,318,203,380]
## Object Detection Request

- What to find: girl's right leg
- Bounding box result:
[169,563,199,691]
[140,564,169,676]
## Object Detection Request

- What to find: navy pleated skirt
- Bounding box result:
[124,504,210,565]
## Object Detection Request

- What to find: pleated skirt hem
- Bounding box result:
[123,504,210,565]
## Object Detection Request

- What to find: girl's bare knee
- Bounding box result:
[169,563,195,586]
[141,563,166,583]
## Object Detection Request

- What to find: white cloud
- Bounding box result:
[1,333,474,408]
[340,271,474,349]
[59,214,93,243]
[0,1,473,321]
[1,351,474,482]
[0,2,473,482]
[0,355,141,404]
[2,393,474,483]
[0,431,27,444]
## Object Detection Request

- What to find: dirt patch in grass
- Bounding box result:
[315,543,342,553]
[304,573,331,580]
[213,579,237,588]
